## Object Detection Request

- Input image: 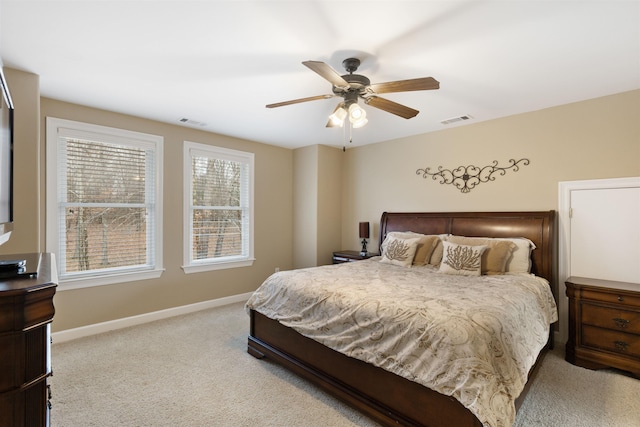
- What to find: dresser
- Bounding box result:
[565,276,640,378]
[0,253,57,427]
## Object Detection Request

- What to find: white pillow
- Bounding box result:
[379,236,421,268]
[439,241,487,276]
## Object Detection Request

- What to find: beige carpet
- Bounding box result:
[50,302,640,426]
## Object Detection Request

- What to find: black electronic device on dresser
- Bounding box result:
[332,250,378,264]
[0,253,57,427]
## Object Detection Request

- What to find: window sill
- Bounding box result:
[182,258,255,274]
[57,268,165,291]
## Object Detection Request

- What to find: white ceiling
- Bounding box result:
[1,1,639,150]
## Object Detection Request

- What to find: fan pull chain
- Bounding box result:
[341,121,354,152]
[342,121,347,151]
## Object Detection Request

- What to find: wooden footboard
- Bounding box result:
[249,310,483,427]
[249,310,548,427]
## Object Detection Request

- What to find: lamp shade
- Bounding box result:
[328,106,347,127]
[348,103,365,121]
[359,222,370,239]
[348,103,367,127]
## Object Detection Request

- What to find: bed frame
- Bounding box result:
[248,211,557,427]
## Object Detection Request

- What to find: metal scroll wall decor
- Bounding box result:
[416,158,530,193]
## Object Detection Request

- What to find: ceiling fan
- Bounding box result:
[266,58,439,128]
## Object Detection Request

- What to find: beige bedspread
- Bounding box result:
[246,258,558,427]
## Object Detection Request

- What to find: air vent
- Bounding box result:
[179,118,207,127]
[440,115,473,125]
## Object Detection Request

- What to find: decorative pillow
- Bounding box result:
[379,236,421,268]
[381,232,439,266]
[446,236,516,275]
[439,241,487,276]
[446,236,535,274]
[428,234,449,266]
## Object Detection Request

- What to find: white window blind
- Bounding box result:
[183,142,254,272]
[46,118,163,288]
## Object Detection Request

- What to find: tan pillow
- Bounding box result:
[381,232,439,266]
[439,241,487,276]
[502,238,535,273]
[379,236,421,268]
[447,236,517,275]
[428,234,449,266]
[413,235,439,266]
[430,239,444,266]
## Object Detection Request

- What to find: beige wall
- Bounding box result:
[3,68,294,332]
[316,144,343,266]
[341,90,640,252]
[292,145,317,269]
[293,144,343,268]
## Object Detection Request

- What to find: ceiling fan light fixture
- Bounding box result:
[348,103,366,121]
[347,103,367,128]
[328,106,347,127]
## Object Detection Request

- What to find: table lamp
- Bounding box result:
[359,222,369,256]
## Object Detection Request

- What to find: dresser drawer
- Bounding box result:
[582,325,640,358]
[581,289,640,308]
[581,303,640,334]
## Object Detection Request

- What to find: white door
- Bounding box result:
[570,186,640,282]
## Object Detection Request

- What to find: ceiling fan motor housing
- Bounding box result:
[342,58,361,73]
[333,75,371,98]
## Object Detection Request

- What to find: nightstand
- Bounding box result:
[565,277,640,378]
[332,250,378,264]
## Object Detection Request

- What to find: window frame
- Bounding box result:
[182,141,254,273]
[45,117,164,290]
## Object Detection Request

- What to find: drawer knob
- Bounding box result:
[613,317,630,328]
[614,340,629,352]
[617,296,624,302]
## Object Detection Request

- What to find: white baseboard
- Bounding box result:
[51,292,254,344]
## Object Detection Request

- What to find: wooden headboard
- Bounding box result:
[379,211,557,288]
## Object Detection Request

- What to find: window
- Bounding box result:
[46,118,163,289]
[183,141,254,272]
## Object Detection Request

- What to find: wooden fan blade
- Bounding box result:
[366,97,419,119]
[302,61,350,88]
[266,94,333,108]
[370,77,439,94]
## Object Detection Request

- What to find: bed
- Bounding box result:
[246,211,557,427]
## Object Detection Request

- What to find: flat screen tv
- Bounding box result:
[0,67,14,246]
